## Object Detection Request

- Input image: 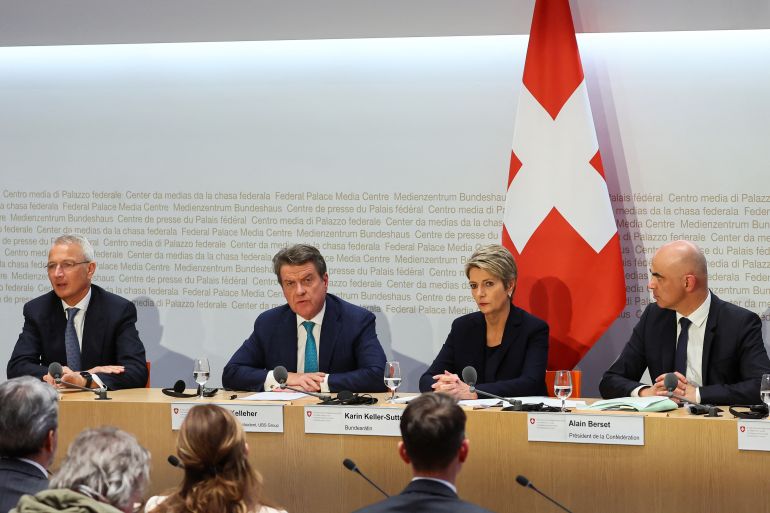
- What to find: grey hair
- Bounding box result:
[53,234,95,261]
[272,244,327,284]
[50,426,150,511]
[0,376,59,458]
[464,244,518,284]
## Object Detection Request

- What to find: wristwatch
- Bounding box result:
[80,371,93,388]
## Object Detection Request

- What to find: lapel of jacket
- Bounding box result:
[653,305,677,375]
[700,293,721,385]
[486,306,521,379]
[318,295,339,372]
[46,292,68,363]
[278,306,299,371]
[81,286,104,368]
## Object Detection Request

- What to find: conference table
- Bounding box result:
[55,389,769,513]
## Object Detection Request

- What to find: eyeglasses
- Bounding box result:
[45,261,90,273]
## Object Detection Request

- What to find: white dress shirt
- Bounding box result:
[59,287,105,388]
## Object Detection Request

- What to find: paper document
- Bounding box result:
[586,396,677,412]
[241,391,307,401]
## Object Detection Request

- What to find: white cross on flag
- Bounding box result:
[502,0,625,370]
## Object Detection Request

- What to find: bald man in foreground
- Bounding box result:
[600,240,770,405]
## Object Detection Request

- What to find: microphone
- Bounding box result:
[461,366,515,410]
[516,475,573,513]
[167,455,185,469]
[273,366,332,401]
[48,362,63,384]
[662,373,720,417]
[48,362,111,400]
[343,458,389,498]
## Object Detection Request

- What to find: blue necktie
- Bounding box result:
[675,317,691,376]
[65,307,82,371]
[302,321,318,373]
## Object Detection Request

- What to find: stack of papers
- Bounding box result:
[585,396,677,412]
[241,391,308,401]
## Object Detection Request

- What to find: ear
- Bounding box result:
[457,438,469,464]
[322,272,329,289]
[507,279,516,298]
[86,261,97,279]
[244,442,250,456]
[397,441,411,465]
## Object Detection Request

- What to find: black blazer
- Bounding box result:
[223,294,386,392]
[419,305,549,397]
[0,458,48,513]
[351,479,494,513]
[7,285,148,390]
[599,294,770,405]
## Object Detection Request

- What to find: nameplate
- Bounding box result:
[304,405,402,436]
[737,419,770,451]
[171,403,284,433]
[527,413,644,446]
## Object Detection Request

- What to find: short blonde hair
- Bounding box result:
[464,244,517,284]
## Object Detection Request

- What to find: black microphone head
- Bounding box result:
[48,362,63,380]
[461,366,477,386]
[274,366,288,385]
[663,373,678,393]
[337,390,354,402]
[167,455,184,469]
[515,475,531,488]
[173,380,186,393]
[343,458,358,472]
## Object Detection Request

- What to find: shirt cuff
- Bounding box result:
[631,385,647,398]
[92,374,106,389]
[263,370,280,391]
[320,374,330,394]
[695,387,701,404]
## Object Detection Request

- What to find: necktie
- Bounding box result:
[65,307,82,371]
[302,321,318,373]
[675,317,691,376]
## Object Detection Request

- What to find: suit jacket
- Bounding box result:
[418,305,549,397]
[222,294,386,392]
[599,294,770,405]
[351,479,494,513]
[0,458,48,513]
[7,285,148,390]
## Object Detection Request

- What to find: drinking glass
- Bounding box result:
[384,361,402,402]
[761,374,770,413]
[554,370,572,413]
[193,358,210,399]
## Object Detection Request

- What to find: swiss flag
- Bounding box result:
[502,0,625,370]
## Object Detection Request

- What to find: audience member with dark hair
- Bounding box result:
[11,426,149,513]
[0,377,59,513]
[146,404,285,513]
[352,393,493,513]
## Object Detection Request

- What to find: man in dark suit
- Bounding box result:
[7,234,147,390]
[0,376,59,513]
[352,393,493,513]
[600,240,770,405]
[223,244,386,392]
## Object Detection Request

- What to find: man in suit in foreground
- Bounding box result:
[352,393,493,513]
[7,234,148,390]
[223,243,386,392]
[0,376,59,513]
[600,239,770,405]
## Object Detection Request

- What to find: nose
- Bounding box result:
[54,265,66,277]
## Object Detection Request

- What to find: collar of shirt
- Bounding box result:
[295,300,326,330]
[15,457,49,479]
[676,291,710,330]
[411,476,457,495]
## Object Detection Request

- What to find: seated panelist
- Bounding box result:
[7,234,148,390]
[223,244,386,393]
[419,244,549,399]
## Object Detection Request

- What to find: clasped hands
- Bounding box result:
[640,371,697,404]
[430,370,477,400]
[281,371,327,392]
[42,365,124,389]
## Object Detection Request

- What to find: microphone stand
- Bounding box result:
[56,378,111,400]
[278,383,332,402]
[469,385,519,412]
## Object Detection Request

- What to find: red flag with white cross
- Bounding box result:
[502,0,625,370]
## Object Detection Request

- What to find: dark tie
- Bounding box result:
[675,317,691,376]
[65,307,82,371]
[302,321,318,373]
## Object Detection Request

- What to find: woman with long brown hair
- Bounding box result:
[146,404,285,513]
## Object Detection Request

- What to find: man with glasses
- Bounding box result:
[7,234,147,390]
